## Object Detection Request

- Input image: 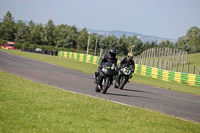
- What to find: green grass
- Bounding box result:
[188,53,200,66]
[0,70,200,132]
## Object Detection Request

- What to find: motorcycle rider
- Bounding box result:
[94,48,118,84]
[116,52,135,85]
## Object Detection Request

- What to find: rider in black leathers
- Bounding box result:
[116,52,135,84]
[94,48,118,83]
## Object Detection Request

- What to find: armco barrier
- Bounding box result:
[58,51,200,87]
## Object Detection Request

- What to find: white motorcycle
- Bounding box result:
[114,64,132,90]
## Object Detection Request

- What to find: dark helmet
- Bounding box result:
[108,48,117,58]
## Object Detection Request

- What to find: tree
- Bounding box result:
[129,35,143,56]
[176,26,200,53]
[143,41,150,51]
[0,11,15,40]
[117,34,128,55]
[68,25,78,48]
[15,20,26,42]
[186,26,200,52]
[31,24,43,44]
[54,24,68,47]
[158,40,173,48]
[54,24,78,49]
[43,19,55,46]
[99,35,118,50]
[77,28,89,50]
[88,33,98,52]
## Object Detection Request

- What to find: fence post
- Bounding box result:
[144,50,147,65]
[199,67,200,75]
[181,64,184,73]
[177,49,181,63]
[153,48,155,58]
[157,59,159,68]
[173,48,176,63]
[176,62,178,72]
[158,47,161,58]
[181,50,184,63]
[138,55,141,64]
[155,47,157,57]
[187,64,190,73]
[193,65,196,74]
[161,59,164,69]
[165,60,168,70]
[148,58,150,66]
[147,49,150,58]
[170,61,173,71]
[153,59,155,67]
[183,51,186,63]
[186,52,188,63]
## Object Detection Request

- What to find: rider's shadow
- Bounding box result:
[122,88,156,94]
[106,92,151,99]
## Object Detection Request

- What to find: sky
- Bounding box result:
[0,0,200,39]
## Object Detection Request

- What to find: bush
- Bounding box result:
[29,44,37,50]
[14,42,23,49]
[23,42,30,50]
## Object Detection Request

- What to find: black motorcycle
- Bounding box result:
[114,64,132,90]
[95,62,116,94]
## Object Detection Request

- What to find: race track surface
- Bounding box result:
[0,50,200,123]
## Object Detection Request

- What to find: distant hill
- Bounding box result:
[0,18,177,43]
[86,28,177,43]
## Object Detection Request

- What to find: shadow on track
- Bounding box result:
[106,92,151,99]
[123,88,156,94]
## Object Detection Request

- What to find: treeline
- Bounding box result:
[0,11,200,56]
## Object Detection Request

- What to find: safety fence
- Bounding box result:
[58,51,200,87]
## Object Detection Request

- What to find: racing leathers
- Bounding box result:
[94,54,118,83]
[116,57,135,84]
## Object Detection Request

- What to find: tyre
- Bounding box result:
[101,78,110,94]
[95,84,101,92]
[113,80,118,88]
[119,76,128,90]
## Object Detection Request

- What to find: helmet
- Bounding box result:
[108,48,117,58]
[127,52,133,60]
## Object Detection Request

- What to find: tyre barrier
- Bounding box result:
[22,49,58,56]
[58,51,200,87]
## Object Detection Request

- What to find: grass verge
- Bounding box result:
[4,50,200,95]
[0,70,200,132]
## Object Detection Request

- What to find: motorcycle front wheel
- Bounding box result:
[101,78,110,94]
[119,76,128,90]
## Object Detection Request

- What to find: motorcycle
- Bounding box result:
[114,64,132,90]
[95,62,116,94]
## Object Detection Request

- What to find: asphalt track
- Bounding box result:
[0,50,200,123]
